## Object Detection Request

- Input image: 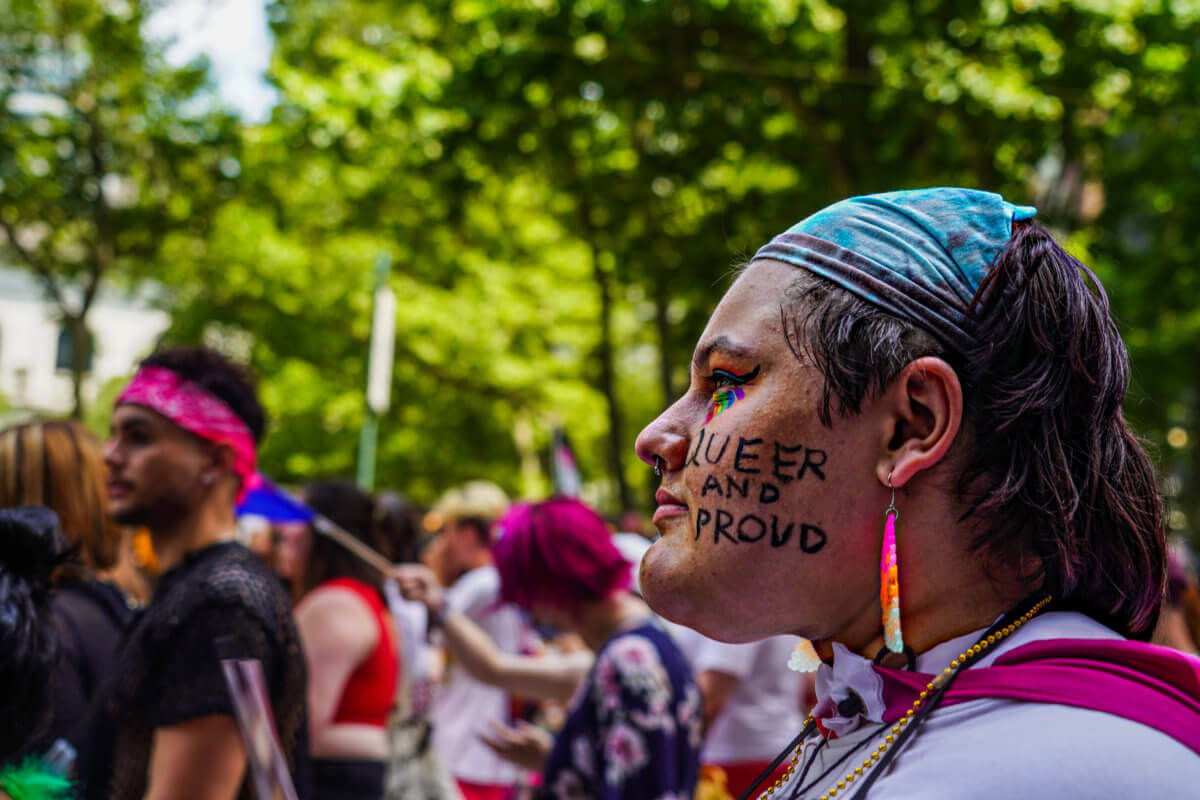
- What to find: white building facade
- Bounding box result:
[0,266,170,416]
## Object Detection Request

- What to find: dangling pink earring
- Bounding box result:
[881,471,904,653]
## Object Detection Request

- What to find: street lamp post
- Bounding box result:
[357,252,395,491]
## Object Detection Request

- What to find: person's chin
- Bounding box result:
[109,499,147,527]
[639,540,703,625]
[640,541,769,643]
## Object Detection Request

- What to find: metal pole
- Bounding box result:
[357,413,379,491]
[357,252,394,491]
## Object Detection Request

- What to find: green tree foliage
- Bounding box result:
[0,0,239,416]
[9,0,1200,535]
[159,1,613,503]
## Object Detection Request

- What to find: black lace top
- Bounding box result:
[43,579,135,749]
[74,542,310,800]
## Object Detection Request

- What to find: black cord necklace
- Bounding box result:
[786,722,890,800]
[736,720,818,800]
[740,593,1054,800]
[844,592,1054,799]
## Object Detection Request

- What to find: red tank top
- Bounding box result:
[322,577,399,727]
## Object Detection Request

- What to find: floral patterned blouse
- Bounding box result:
[540,622,701,800]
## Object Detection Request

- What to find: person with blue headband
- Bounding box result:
[635,187,1200,798]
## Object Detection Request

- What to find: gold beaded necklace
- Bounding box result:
[759,595,1054,800]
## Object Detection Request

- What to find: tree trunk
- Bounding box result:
[591,243,632,511]
[68,314,88,419]
[653,276,673,405]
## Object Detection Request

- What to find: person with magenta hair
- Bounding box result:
[635,188,1200,798]
[398,496,702,800]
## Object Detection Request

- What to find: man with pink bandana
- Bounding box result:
[74,348,310,800]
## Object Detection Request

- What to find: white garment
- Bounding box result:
[663,623,806,764]
[429,566,526,786]
[775,611,1200,799]
[383,579,436,717]
[693,635,806,764]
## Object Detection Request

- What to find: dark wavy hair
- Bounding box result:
[782,221,1165,640]
[0,507,69,760]
[299,480,388,598]
[374,491,421,564]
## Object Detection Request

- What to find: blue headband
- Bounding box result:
[749,187,1037,354]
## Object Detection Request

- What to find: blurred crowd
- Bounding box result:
[2,345,1198,800]
[0,346,815,800]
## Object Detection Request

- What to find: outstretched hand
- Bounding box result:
[393,563,445,617]
[480,720,553,772]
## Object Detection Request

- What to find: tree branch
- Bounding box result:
[0,216,70,315]
[81,107,112,314]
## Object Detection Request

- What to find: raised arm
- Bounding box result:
[395,563,590,704]
[442,610,591,703]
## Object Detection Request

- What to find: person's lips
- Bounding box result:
[652,488,690,526]
[107,480,133,499]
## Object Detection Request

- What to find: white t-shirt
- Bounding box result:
[693,635,806,764]
[429,565,526,786]
[774,611,1200,799]
[663,623,807,764]
[383,578,443,719]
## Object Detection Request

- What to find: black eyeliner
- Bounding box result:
[707,364,760,385]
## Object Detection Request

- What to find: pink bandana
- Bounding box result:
[116,366,258,502]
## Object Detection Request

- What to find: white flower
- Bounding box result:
[679,683,703,748]
[551,769,590,800]
[603,720,649,784]
[571,735,595,778]
[592,653,624,712]
[604,635,671,716]
[629,707,676,735]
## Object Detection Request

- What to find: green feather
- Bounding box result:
[0,759,74,800]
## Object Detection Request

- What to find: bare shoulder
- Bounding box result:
[296,585,378,651]
[299,583,374,614]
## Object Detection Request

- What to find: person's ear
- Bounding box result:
[201,441,238,488]
[875,357,962,488]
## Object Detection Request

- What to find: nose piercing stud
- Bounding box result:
[653,456,665,478]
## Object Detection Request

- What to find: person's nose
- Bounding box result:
[101,436,122,471]
[635,396,694,475]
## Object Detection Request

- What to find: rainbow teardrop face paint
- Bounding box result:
[706,386,745,423]
[702,365,759,424]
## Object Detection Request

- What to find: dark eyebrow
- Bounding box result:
[692,335,756,372]
[112,411,154,434]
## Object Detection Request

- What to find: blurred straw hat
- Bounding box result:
[424,480,510,533]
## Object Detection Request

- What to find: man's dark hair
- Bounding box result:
[780,221,1165,640]
[375,491,421,564]
[140,347,267,442]
[457,516,492,548]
